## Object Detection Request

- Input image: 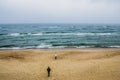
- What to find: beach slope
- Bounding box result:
[0,49,120,80]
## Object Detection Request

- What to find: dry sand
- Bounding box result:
[0,49,120,80]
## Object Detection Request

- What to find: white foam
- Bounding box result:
[9,33,21,36]
[8,33,25,36]
[11,47,22,49]
[48,32,115,36]
[76,46,92,48]
[109,46,120,48]
[50,46,66,49]
[30,33,43,36]
[0,45,120,50]
[27,33,32,35]
[44,33,94,36]
[0,47,22,50]
[96,33,112,35]
[76,33,94,36]
[7,32,119,36]
[36,43,52,48]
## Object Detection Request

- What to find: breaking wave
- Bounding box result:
[1,32,119,37]
[0,45,120,50]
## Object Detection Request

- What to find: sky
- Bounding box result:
[0,0,120,24]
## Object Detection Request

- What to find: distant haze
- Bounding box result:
[0,0,120,24]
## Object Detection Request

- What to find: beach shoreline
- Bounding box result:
[0,47,120,51]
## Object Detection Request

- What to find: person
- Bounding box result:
[54,53,58,60]
[47,66,51,77]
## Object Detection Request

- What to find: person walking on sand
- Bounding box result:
[47,66,51,77]
[54,53,58,60]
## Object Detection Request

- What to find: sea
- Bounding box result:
[0,24,120,49]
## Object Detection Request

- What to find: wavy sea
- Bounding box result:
[0,24,120,49]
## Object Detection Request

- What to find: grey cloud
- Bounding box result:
[0,0,120,24]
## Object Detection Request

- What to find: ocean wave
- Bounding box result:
[36,43,52,48]
[29,33,43,36]
[2,32,119,37]
[0,45,120,50]
[8,33,24,36]
[0,47,22,50]
[109,46,120,48]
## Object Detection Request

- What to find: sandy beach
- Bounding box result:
[0,48,120,80]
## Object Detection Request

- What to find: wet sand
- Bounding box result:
[0,49,120,80]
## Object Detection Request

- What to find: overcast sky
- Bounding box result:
[0,0,120,24]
